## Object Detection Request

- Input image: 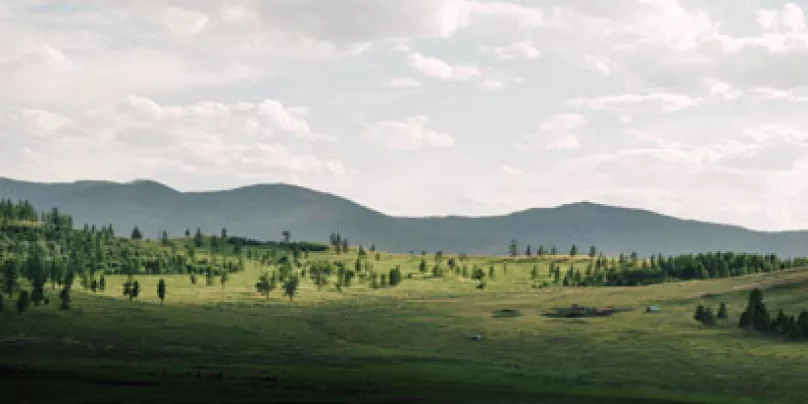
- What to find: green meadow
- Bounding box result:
[3,240,808,404]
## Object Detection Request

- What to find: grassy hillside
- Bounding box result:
[3,176,808,256]
[4,233,808,403]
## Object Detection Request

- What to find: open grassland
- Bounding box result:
[3,246,808,403]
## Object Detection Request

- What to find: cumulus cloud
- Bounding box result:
[5,0,808,229]
[407,52,482,81]
[0,96,344,181]
[362,115,455,151]
[517,114,586,151]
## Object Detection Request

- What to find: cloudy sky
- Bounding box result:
[2,0,808,231]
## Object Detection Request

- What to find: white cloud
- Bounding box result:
[501,165,525,176]
[161,7,210,35]
[407,52,481,81]
[5,0,808,230]
[749,87,808,102]
[518,114,586,151]
[705,78,742,100]
[0,96,343,180]
[388,77,423,89]
[756,3,806,33]
[583,54,618,76]
[567,92,704,113]
[480,40,540,60]
[362,115,455,151]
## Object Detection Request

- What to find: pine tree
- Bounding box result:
[16,290,30,312]
[59,285,71,310]
[255,272,272,299]
[283,275,299,301]
[694,304,705,323]
[130,226,143,240]
[131,280,140,301]
[717,302,728,319]
[702,307,716,325]
[157,278,166,307]
[388,266,402,287]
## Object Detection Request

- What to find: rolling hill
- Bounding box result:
[1,176,807,257]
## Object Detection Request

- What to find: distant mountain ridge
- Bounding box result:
[1,176,807,257]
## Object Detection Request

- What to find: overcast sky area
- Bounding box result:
[1,0,808,230]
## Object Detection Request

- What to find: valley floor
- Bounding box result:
[3,255,808,404]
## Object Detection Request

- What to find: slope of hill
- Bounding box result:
[1,176,807,257]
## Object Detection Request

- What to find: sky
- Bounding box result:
[2,0,808,231]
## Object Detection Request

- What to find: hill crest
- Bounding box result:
[1,176,807,257]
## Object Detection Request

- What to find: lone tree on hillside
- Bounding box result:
[388,266,402,287]
[131,226,143,240]
[157,278,166,307]
[569,245,578,257]
[131,280,141,301]
[283,275,299,301]
[16,290,30,313]
[509,240,518,257]
[717,302,728,319]
[59,285,71,310]
[255,272,275,299]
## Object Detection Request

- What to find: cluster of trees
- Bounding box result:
[328,232,349,254]
[1,200,288,312]
[738,288,808,341]
[694,302,727,326]
[509,240,598,259]
[0,199,39,223]
[553,252,808,287]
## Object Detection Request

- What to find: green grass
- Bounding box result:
[3,247,808,403]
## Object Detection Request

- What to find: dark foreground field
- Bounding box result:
[3,255,808,403]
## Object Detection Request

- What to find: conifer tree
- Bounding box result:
[59,285,71,310]
[283,275,299,301]
[16,290,30,312]
[157,278,166,307]
[717,302,728,319]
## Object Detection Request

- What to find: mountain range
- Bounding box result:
[1,176,807,257]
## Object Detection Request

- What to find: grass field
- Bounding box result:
[3,247,808,403]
